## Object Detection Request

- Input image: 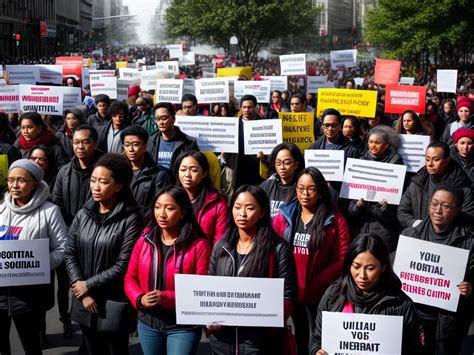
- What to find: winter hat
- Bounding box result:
[9,159,44,182]
[128,85,141,98]
[456,97,473,112]
[453,127,474,144]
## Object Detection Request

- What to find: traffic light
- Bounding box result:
[14,33,21,47]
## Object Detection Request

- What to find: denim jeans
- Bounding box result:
[137,321,201,355]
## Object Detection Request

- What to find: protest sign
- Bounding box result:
[384,85,426,114]
[216,66,253,80]
[61,87,82,110]
[261,76,288,92]
[304,150,345,182]
[0,86,20,113]
[354,77,364,87]
[195,78,229,103]
[182,52,196,66]
[55,56,83,82]
[19,85,64,114]
[399,77,415,85]
[156,61,179,76]
[117,79,136,101]
[279,112,315,151]
[81,68,90,90]
[437,70,458,93]
[175,116,238,153]
[243,119,282,155]
[119,68,140,80]
[374,59,401,85]
[115,61,128,69]
[140,69,173,91]
[175,274,284,327]
[280,54,306,76]
[183,78,195,96]
[234,80,271,103]
[317,89,377,118]
[166,44,183,61]
[36,65,63,84]
[307,76,336,93]
[89,69,115,77]
[5,65,37,84]
[340,158,407,205]
[398,135,431,173]
[0,239,51,287]
[330,49,357,70]
[90,75,117,99]
[394,235,469,312]
[156,79,183,104]
[322,312,403,355]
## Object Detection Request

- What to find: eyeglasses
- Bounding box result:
[7,177,34,185]
[275,159,294,167]
[322,123,340,129]
[123,143,143,150]
[295,186,318,194]
[429,201,455,212]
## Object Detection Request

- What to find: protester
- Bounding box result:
[132,96,156,135]
[394,110,428,136]
[265,90,284,119]
[57,106,86,159]
[439,99,456,125]
[28,144,58,192]
[341,116,365,156]
[0,113,20,166]
[441,98,473,145]
[97,100,129,154]
[86,94,111,129]
[451,127,474,181]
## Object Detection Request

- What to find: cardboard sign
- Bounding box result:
[317,89,377,118]
[90,75,117,99]
[140,70,173,91]
[384,85,426,114]
[156,79,183,104]
[115,61,128,69]
[175,274,284,327]
[119,68,140,80]
[55,56,83,82]
[0,239,51,287]
[156,61,180,76]
[81,68,90,90]
[61,87,82,110]
[175,116,239,153]
[243,119,282,155]
[0,85,20,113]
[261,76,288,92]
[117,79,136,101]
[394,235,469,312]
[398,135,431,173]
[183,78,195,96]
[216,66,253,80]
[399,77,415,85]
[374,59,401,85]
[330,49,357,70]
[19,85,64,114]
[234,80,271,103]
[182,52,195,66]
[36,65,63,84]
[340,158,407,205]
[322,312,403,355]
[279,112,315,151]
[307,76,336,93]
[437,70,458,93]
[5,65,37,84]
[354,77,364,87]
[89,69,115,77]
[195,78,229,103]
[166,44,183,61]
[304,150,345,182]
[280,54,306,76]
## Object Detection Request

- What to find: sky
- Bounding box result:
[122,0,158,44]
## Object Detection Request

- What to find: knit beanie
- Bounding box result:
[9,159,44,182]
[453,127,474,144]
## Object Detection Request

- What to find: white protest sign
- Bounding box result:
[398,135,431,173]
[119,68,140,80]
[183,78,195,96]
[61,87,82,110]
[0,66,3,79]
[81,67,90,90]
[175,274,284,327]
[6,65,37,84]
[90,75,117,99]
[330,49,358,70]
[0,85,20,113]
[394,235,469,312]
[182,52,196,66]
[175,116,238,153]
[89,69,115,77]
[243,119,282,155]
[0,239,51,287]
[280,54,306,76]
[307,76,336,93]
[19,85,63,114]
[437,70,458,93]
[156,61,180,76]
[340,158,407,205]
[195,78,229,103]
[261,76,288,92]
[140,70,174,91]
[156,79,183,104]
[322,312,403,355]
[0,79,5,86]
[117,79,135,101]
[234,80,271,103]
[304,150,345,182]
[399,77,415,85]
[167,44,183,61]
[354,77,364,87]
[36,65,63,84]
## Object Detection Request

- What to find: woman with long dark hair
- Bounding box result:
[341,116,365,157]
[273,167,350,355]
[309,234,424,355]
[28,144,58,192]
[125,186,211,355]
[208,185,297,354]
[394,110,427,136]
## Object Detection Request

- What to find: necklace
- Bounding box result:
[161,235,176,246]
[237,240,253,254]
[301,212,314,227]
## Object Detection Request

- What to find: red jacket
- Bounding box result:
[196,189,228,245]
[124,227,211,310]
[272,200,350,304]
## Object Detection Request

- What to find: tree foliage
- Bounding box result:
[364,0,474,65]
[165,0,319,61]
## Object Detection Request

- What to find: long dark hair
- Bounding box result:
[394,110,425,135]
[342,116,363,139]
[225,185,276,277]
[147,186,206,252]
[296,167,333,254]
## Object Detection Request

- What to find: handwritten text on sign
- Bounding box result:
[243,119,282,155]
[175,274,284,327]
[0,239,50,287]
[393,236,469,312]
[398,135,431,173]
[317,89,377,118]
[322,312,403,355]
[279,112,315,151]
[304,150,345,182]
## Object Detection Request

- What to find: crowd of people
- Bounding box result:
[0,46,473,355]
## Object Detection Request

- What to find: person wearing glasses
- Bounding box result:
[132,96,156,135]
[147,102,198,181]
[273,167,350,355]
[401,185,473,355]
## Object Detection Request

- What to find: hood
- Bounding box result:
[4,181,51,215]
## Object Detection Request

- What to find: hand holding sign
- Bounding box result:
[457,282,472,297]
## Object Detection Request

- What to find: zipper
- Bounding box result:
[222,247,236,276]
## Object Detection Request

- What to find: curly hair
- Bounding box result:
[107,100,129,118]
[94,153,133,186]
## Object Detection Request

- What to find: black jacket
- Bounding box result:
[0,142,20,167]
[96,120,129,154]
[64,197,142,327]
[309,133,363,160]
[14,137,69,167]
[86,112,109,130]
[451,147,474,183]
[55,126,74,159]
[310,282,424,355]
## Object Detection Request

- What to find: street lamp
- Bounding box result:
[229,35,238,64]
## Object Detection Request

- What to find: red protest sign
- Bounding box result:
[384,85,427,114]
[374,59,401,85]
[55,56,83,84]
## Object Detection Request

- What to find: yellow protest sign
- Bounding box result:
[115,61,128,69]
[317,88,377,118]
[217,66,253,79]
[279,112,315,151]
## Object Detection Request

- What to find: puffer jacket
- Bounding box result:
[196,188,228,245]
[451,147,474,183]
[124,226,210,328]
[14,137,69,167]
[308,133,363,160]
[273,199,350,304]
[64,197,142,327]
[309,282,424,355]
[55,125,74,159]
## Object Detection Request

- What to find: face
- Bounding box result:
[66,78,75,87]
[178,156,206,193]
[290,97,305,112]
[123,135,146,163]
[426,105,435,115]
[455,137,473,158]
[402,113,416,132]
[20,119,42,141]
[457,107,471,123]
[181,100,197,116]
[274,149,298,183]
[66,113,81,131]
[154,193,183,230]
[425,147,450,176]
[429,190,460,231]
[443,102,453,114]
[368,134,389,157]
[346,81,354,89]
[90,166,122,204]
[97,102,108,116]
[241,100,257,120]
[296,174,319,209]
[322,115,341,141]
[232,192,264,233]
[220,106,229,117]
[155,107,175,133]
[350,251,384,292]
[343,119,355,139]
[367,116,380,128]
[135,99,146,112]
[73,129,97,160]
[7,168,38,205]
[30,149,49,173]
[271,92,280,104]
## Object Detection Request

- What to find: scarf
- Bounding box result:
[345,278,386,310]
[19,129,56,151]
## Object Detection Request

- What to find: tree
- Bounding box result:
[165,0,319,61]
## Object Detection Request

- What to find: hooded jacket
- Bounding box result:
[308,133,363,160]
[14,136,69,168]
[451,146,474,183]
[196,188,228,245]
[56,106,87,159]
